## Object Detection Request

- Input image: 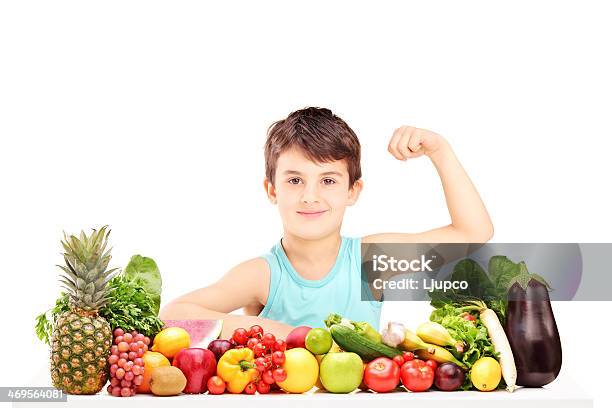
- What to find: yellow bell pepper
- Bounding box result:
[216,347,258,394]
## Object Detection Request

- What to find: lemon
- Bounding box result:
[151,327,190,359]
[470,357,501,391]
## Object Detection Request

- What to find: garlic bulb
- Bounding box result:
[382,321,406,347]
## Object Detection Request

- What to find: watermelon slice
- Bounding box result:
[162,319,223,349]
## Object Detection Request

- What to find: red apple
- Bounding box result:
[285,326,312,349]
[172,348,217,394]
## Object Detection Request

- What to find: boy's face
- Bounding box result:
[265,148,362,241]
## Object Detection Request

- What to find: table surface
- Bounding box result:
[12,373,593,408]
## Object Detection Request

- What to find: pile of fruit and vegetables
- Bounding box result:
[35,226,562,397]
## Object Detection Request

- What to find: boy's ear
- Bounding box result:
[263,178,277,204]
[347,179,363,206]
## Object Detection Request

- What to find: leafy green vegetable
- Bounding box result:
[489,256,521,291]
[430,304,499,390]
[35,295,69,345]
[430,305,498,365]
[35,272,164,345]
[429,256,525,323]
[452,259,495,299]
[101,275,164,337]
[124,255,162,315]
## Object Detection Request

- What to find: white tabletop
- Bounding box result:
[12,373,592,408]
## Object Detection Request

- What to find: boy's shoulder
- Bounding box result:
[227,257,271,305]
[230,257,270,275]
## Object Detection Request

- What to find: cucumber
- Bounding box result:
[329,324,402,362]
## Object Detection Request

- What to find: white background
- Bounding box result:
[1,0,610,406]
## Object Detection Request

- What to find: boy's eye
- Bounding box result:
[322,178,336,185]
[288,177,302,185]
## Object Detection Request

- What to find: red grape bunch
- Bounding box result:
[107,328,150,397]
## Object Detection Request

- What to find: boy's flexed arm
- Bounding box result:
[159,258,295,339]
[363,126,494,244]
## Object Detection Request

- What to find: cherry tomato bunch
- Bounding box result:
[392,351,415,368]
[230,325,288,394]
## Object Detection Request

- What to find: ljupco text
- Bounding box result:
[372,278,469,292]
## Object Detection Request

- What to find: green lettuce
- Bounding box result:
[429,256,523,323]
[430,304,499,390]
[124,255,162,315]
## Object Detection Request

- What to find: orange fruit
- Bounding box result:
[138,351,171,393]
[151,327,190,359]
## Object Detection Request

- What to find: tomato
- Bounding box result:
[271,351,285,366]
[400,359,434,392]
[253,343,266,357]
[272,368,287,383]
[262,333,276,349]
[461,312,476,322]
[248,325,264,339]
[247,337,260,350]
[256,381,271,394]
[364,357,400,393]
[207,376,226,395]
[402,352,415,362]
[232,328,249,345]
[262,370,275,385]
[273,339,287,352]
[254,357,267,372]
[244,382,257,395]
[425,359,438,371]
[393,355,405,367]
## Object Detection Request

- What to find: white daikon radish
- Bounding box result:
[470,301,517,392]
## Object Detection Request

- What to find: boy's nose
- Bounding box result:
[300,184,320,203]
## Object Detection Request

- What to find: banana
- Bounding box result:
[417,321,465,353]
[399,329,429,351]
[416,344,468,370]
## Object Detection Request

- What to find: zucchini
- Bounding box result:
[329,324,402,362]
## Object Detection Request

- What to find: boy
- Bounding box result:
[160,107,494,339]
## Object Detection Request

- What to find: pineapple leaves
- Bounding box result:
[57,264,78,282]
[58,277,76,292]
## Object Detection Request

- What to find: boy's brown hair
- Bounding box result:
[264,107,362,187]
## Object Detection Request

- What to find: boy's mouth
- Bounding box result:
[296,210,328,219]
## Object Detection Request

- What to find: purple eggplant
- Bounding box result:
[505,275,562,387]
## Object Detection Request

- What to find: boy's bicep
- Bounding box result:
[168,258,270,314]
[363,225,476,244]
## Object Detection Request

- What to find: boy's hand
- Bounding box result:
[388,126,448,161]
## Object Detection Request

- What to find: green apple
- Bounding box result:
[319,352,364,393]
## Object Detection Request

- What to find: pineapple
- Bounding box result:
[50,226,117,394]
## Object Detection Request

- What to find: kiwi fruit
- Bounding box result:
[150,366,187,396]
